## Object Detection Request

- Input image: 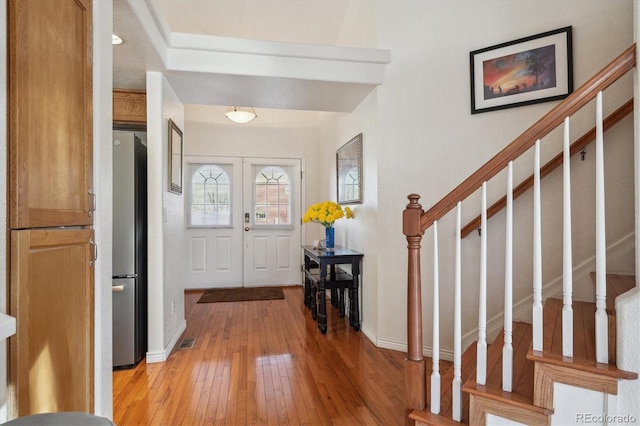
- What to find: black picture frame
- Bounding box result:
[336,133,363,205]
[168,119,183,194]
[470,26,573,114]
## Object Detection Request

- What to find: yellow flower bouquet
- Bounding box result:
[302,201,353,228]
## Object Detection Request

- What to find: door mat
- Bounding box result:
[197,287,285,303]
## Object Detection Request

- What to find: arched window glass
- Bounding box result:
[190,164,231,226]
[254,166,291,225]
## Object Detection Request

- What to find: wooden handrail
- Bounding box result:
[460,98,634,238]
[420,44,636,232]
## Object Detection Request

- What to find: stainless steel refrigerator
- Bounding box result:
[112,132,148,368]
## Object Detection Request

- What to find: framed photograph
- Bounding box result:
[168,119,183,194]
[470,26,573,114]
[336,133,363,204]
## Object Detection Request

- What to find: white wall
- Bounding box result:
[322,0,635,354]
[146,72,186,362]
[93,0,114,417]
[317,90,381,340]
[616,288,640,422]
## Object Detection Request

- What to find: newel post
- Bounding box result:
[403,194,426,422]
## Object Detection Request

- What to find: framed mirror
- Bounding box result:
[336,133,363,204]
[168,119,183,194]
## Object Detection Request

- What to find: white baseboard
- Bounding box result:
[375,335,455,362]
[146,319,187,364]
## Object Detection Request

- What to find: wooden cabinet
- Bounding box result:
[10,229,95,415]
[113,89,147,125]
[8,0,94,229]
[7,0,95,417]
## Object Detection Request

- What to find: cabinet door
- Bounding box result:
[8,0,93,228]
[10,229,95,416]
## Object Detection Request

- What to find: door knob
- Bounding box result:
[244,226,251,232]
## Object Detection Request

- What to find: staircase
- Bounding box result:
[410,274,636,425]
[403,44,639,425]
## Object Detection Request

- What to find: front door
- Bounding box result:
[242,158,301,287]
[184,156,301,288]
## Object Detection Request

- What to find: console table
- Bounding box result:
[302,245,363,334]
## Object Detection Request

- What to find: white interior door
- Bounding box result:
[184,156,301,289]
[184,157,244,288]
[242,158,302,287]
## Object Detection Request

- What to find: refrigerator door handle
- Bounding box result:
[112,285,125,292]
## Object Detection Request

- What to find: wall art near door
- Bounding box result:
[336,133,363,204]
[168,119,183,194]
[470,26,573,114]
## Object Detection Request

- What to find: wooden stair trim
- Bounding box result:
[405,357,427,411]
[527,298,638,380]
[409,409,463,426]
[533,361,622,410]
[469,394,551,426]
[462,381,551,416]
[417,44,635,231]
[461,322,548,425]
[461,99,634,238]
[532,298,638,380]
[528,348,637,380]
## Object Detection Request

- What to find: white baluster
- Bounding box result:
[503,161,513,392]
[563,117,574,358]
[533,140,543,352]
[595,91,608,363]
[452,202,462,422]
[431,221,441,414]
[477,182,487,385]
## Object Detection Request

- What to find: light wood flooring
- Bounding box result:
[113,286,410,425]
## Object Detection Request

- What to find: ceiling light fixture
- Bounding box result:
[112,34,123,45]
[225,107,257,124]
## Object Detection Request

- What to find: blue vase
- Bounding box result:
[325,227,335,250]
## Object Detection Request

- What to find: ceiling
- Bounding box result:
[154,0,356,46]
[112,0,385,117]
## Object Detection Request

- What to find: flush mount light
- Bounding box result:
[112,34,123,45]
[225,107,257,124]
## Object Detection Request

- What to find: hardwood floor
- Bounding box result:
[113,286,408,425]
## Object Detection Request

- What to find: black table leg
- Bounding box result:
[350,280,360,332]
[318,282,327,334]
[331,288,338,307]
[304,276,310,309]
[310,284,317,320]
[303,256,311,308]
